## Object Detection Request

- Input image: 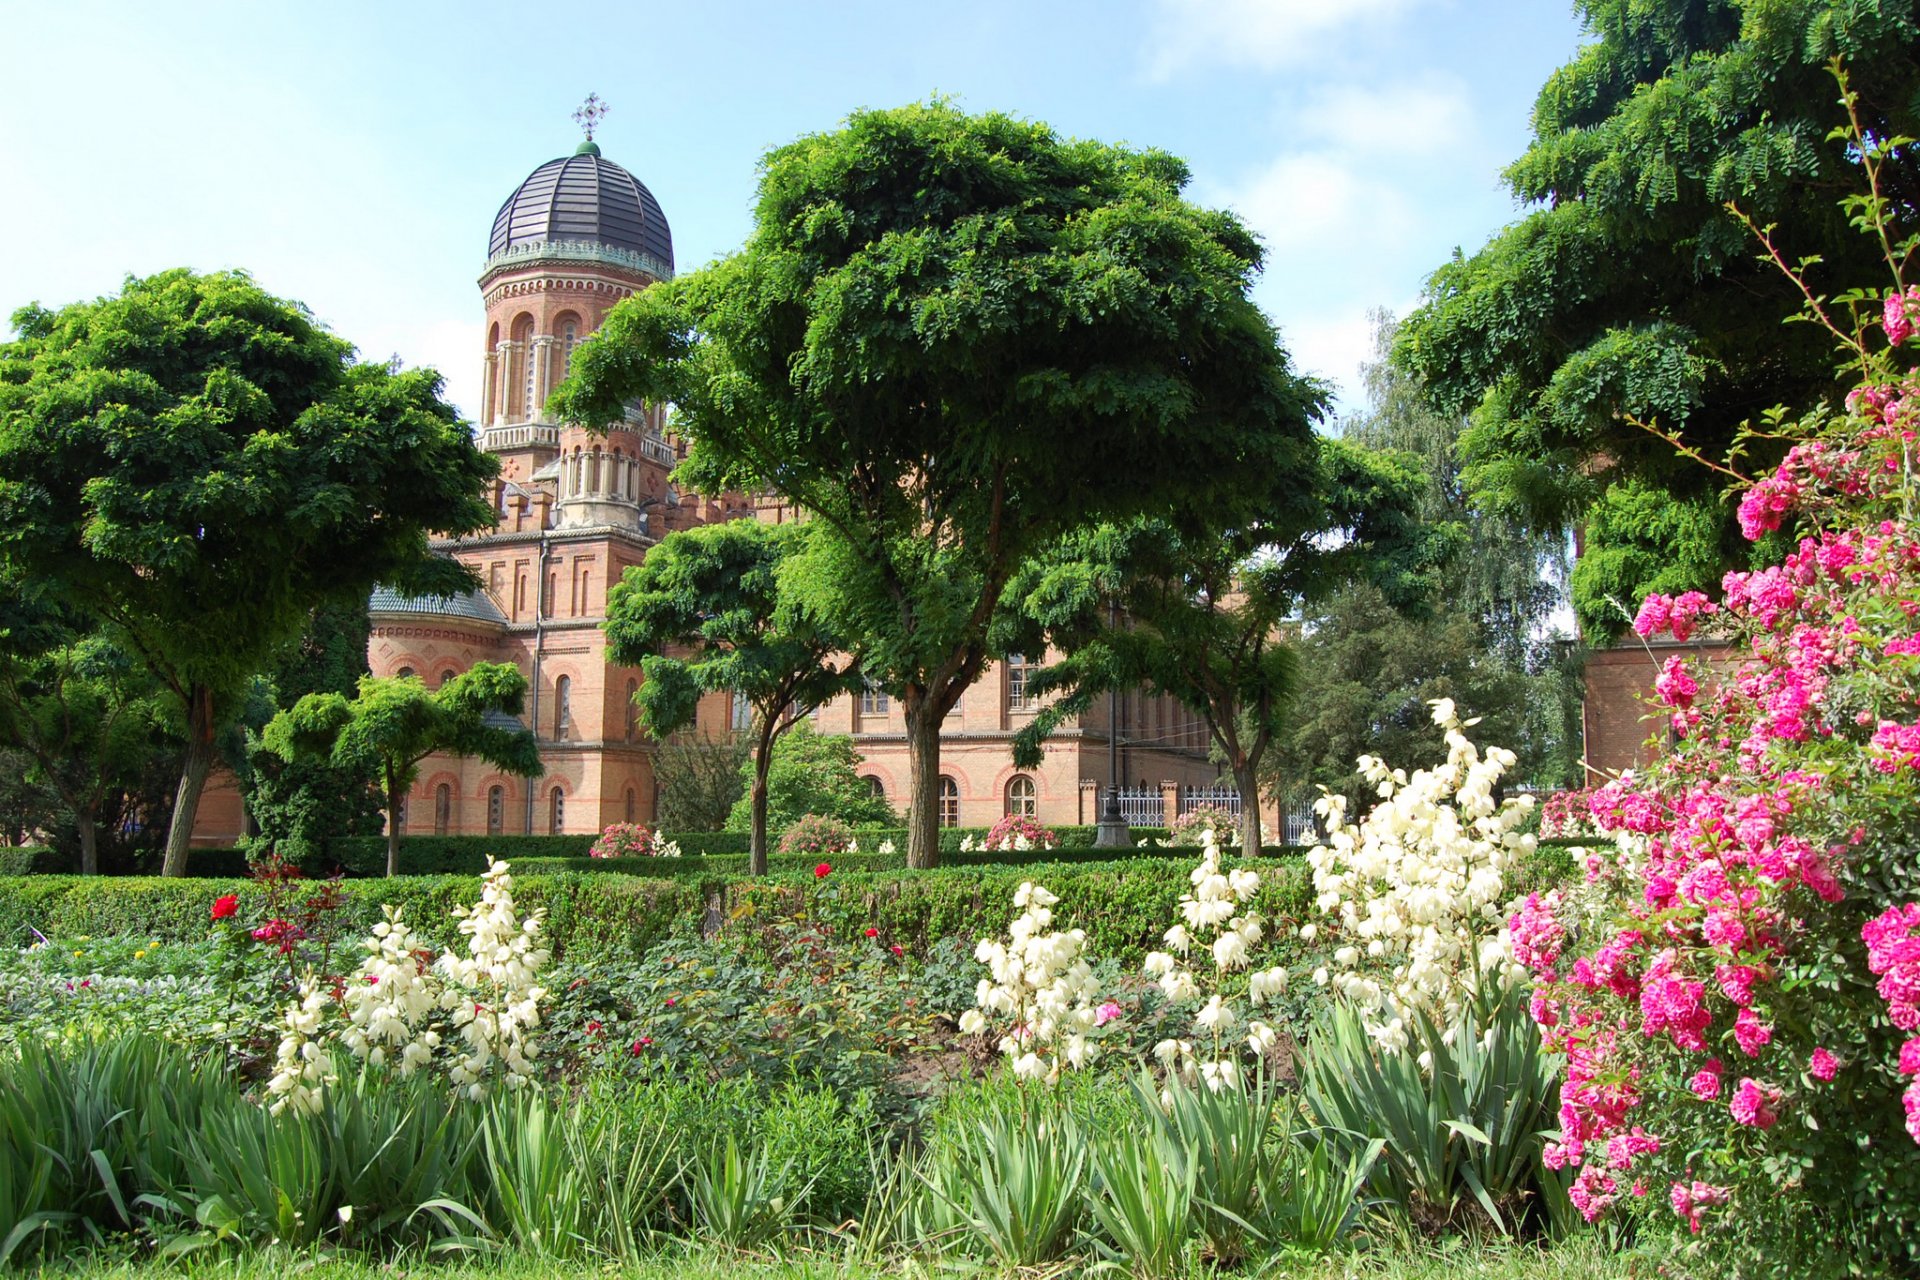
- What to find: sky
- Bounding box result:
[0,0,1588,423]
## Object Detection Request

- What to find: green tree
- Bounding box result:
[0,749,58,849]
[651,731,748,834]
[0,615,169,874]
[1265,584,1582,816]
[0,269,499,875]
[723,721,897,837]
[1397,2,1920,611]
[1013,440,1442,857]
[556,101,1321,868]
[262,663,541,877]
[601,519,862,874]
[234,602,384,868]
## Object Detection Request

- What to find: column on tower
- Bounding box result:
[530,335,556,422]
[494,341,515,426]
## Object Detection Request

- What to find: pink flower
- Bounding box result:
[1734,1007,1773,1057]
[1671,1180,1731,1234]
[1689,1061,1723,1100]
[1809,1047,1839,1081]
[1095,1000,1122,1026]
[1885,286,1916,347]
[1729,1077,1780,1129]
[1654,655,1698,709]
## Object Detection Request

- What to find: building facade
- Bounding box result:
[189,134,1220,846]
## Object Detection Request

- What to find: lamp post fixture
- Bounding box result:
[1094,596,1130,847]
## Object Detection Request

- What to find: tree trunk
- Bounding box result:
[903,696,943,870]
[75,811,98,876]
[385,767,402,878]
[160,684,217,878]
[749,763,771,878]
[1232,757,1262,859]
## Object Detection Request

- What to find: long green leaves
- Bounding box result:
[1299,982,1559,1234]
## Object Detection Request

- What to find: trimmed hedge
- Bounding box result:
[0,836,1591,969]
[510,843,1309,879]
[0,847,59,876]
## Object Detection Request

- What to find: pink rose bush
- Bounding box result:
[978,813,1060,852]
[1512,361,1920,1265]
[588,822,680,859]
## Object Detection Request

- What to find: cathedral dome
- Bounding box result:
[486,142,673,277]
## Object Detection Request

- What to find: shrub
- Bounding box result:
[978,814,1059,851]
[589,823,679,859]
[1509,200,1920,1269]
[777,814,856,857]
[1169,804,1238,846]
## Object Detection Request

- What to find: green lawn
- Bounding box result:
[31,1235,1633,1280]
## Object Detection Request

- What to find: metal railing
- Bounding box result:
[1113,786,1163,826]
[1179,785,1242,816]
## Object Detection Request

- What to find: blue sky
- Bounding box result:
[0,0,1586,421]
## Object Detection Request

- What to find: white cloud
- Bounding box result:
[1145,0,1429,78]
[1290,74,1474,155]
[1274,305,1380,417]
[1212,151,1415,257]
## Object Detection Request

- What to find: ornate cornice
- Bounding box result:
[478,239,670,292]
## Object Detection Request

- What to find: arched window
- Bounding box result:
[487,785,504,836]
[554,675,572,739]
[625,678,639,741]
[730,692,753,734]
[395,666,415,680]
[562,321,578,372]
[548,786,565,834]
[1005,775,1037,819]
[938,776,960,828]
[861,683,889,716]
[624,787,636,823]
[439,668,457,688]
[862,775,886,800]
[434,783,452,836]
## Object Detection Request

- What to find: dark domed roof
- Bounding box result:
[368,585,509,630]
[487,143,673,275]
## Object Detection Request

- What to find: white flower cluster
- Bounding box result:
[437,859,551,1097]
[339,906,441,1072]
[958,881,1104,1081]
[1142,828,1289,1091]
[266,976,337,1117]
[1305,698,1532,1053]
[877,838,896,855]
[263,859,551,1111]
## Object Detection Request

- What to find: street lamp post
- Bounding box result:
[1094,597,1130,847]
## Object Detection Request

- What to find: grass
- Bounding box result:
[27,1233,1634,1279]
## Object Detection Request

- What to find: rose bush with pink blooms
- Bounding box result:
[978,813,1059,852]
[1512,306,1920,1268]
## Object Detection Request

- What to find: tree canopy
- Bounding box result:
[263,663,540,877]
[1012,437,1442,856]
[556,100,1322,867]
[602,517,862,873]
[722,721,896,837]
[0,269,500,874]
[1396,0,1920,613]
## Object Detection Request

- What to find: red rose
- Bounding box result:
[814,862,832,878]
[665,996,677,1007]
[865,927,879,938]
[211,894,239,920]
[890,944,904,957]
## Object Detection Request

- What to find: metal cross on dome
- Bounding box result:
[573,94,609,142]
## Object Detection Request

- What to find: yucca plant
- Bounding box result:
[1087,1123,1197,1280]
[478,1090,588,1255]
[1136,1070,1274,1264]
[683,1134,799,1251]
[565,1104,676,1259]
[321,1066,487,1250]
[1257,1129,1383,1252]
[1298,980,1559,1235]
[156,1092,329,1248]
[928,1083,1087,1268]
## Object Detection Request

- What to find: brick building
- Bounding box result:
[193,131,1221,845]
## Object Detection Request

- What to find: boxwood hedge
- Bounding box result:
[0,837,1589,969]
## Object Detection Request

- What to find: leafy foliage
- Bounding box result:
[556,100,1322,867]
[650,732,747,834]
[724,722,894,835]
[604,519,863,872]
[1397,2,1920,604]
[0,269,499,874]
[263,664,540,876]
